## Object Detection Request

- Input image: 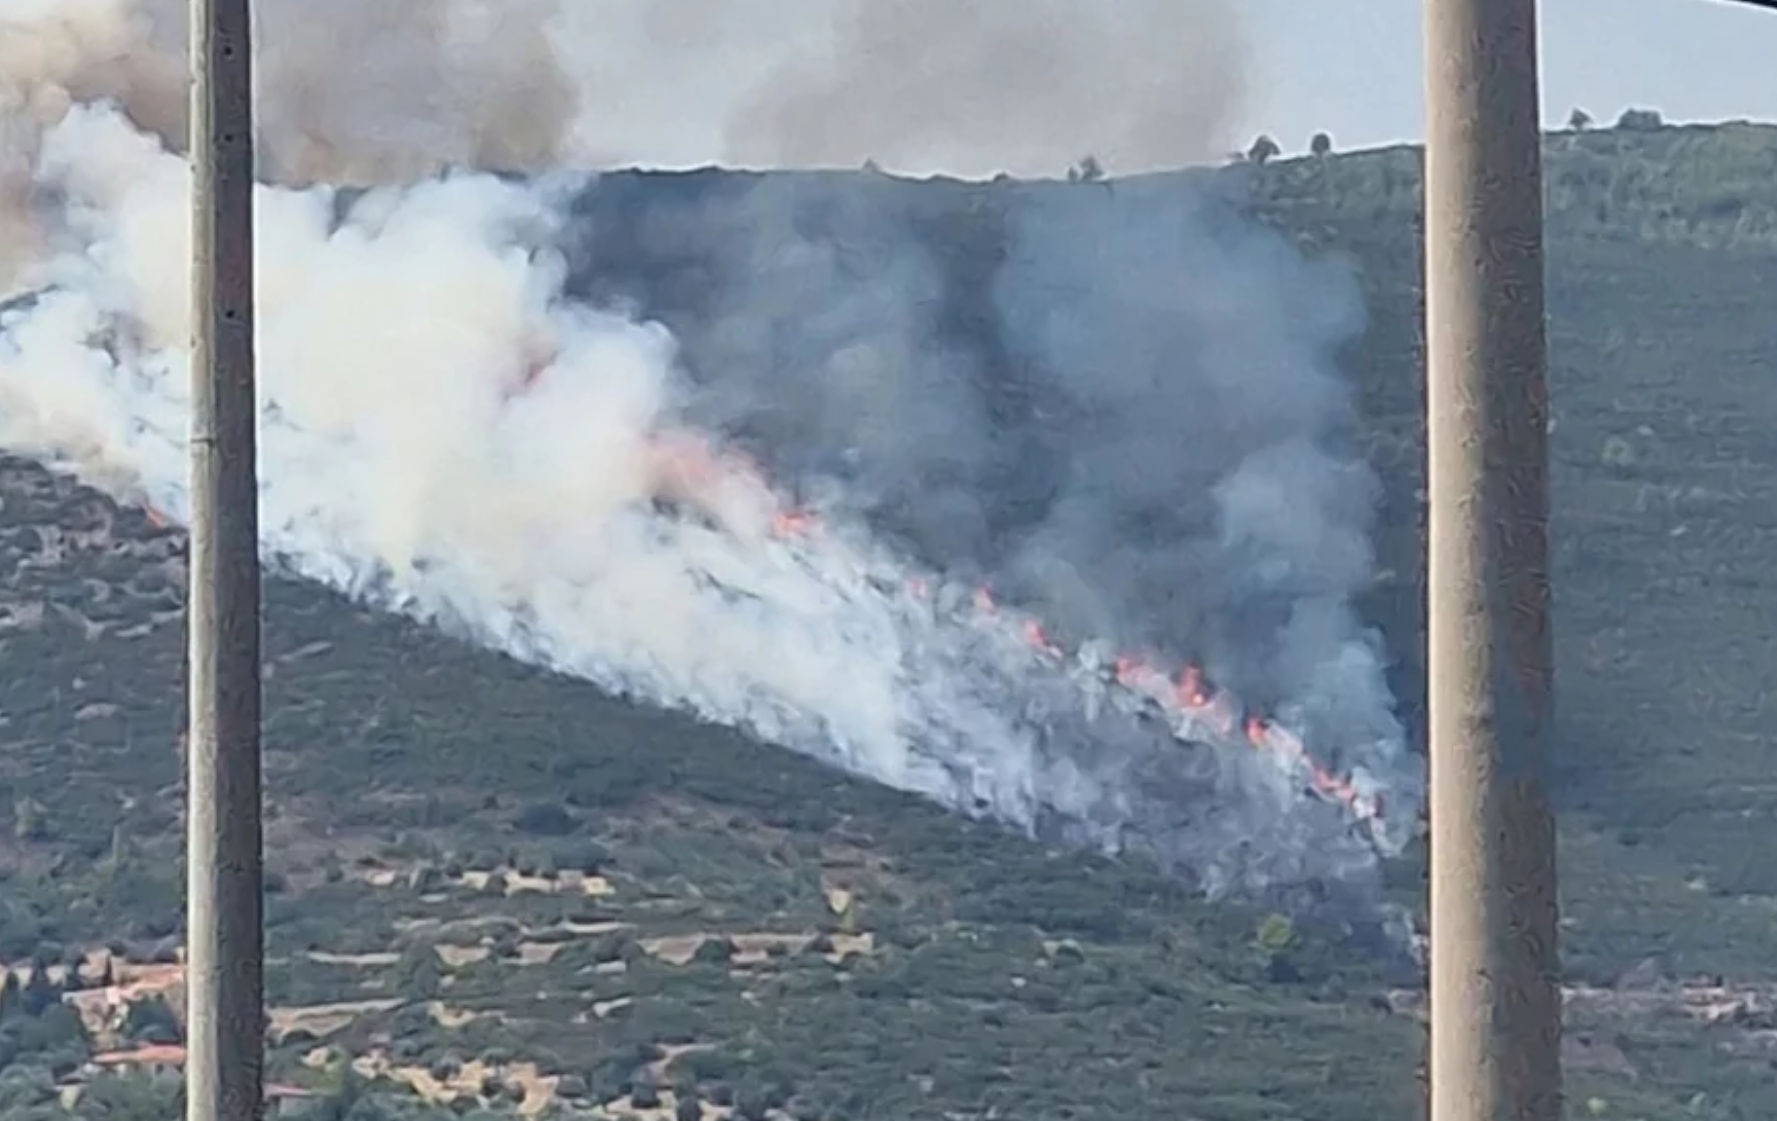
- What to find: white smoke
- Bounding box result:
[0,0,1244,196]
[0,0,1417,910]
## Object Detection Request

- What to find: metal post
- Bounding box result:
[187,0,263,1118]
[1423,0,1560,1119]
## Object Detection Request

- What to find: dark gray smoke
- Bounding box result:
[562,171,1409,788]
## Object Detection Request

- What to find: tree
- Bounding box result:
[122,996,183,1045]
[630,1074,661,1110]
[553,1074,588,1102]
[735,1089,772,1121]
[675,1094,702,1121]
[0,971,19,1020]
[1568,107,1593,131]
[1074,155,1104,182]
[12,796,48,842]
[692,936,734,967]
[561,840,608,875]
[316,1067,369,1121]
[8,1001,86,1062]
[405,864,442,893]
[21,960,57,1017]
[1310,131,1333,157]
[1247,134,1280,166]
[394,944,443,999]
[513,801,575,837]
[1616,106,1664,131]
[1255,912,1297,954]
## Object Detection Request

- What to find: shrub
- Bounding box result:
[514,802,576,837]
[630,1072,662,1110]
[692,937,734,966]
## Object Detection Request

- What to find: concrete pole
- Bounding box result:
[186,0,263,1118]
[1423,0,1560,1119]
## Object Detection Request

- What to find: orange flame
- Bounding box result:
[1020,619,1061,657]
[772,508,818,537]
[630,426,1383,833]
[648,431,729,498]
[1243,714,1267,747]
[1175,664,1209,708]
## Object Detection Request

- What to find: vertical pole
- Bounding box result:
[1423,0,1560,1119]
[187,0,262,1118]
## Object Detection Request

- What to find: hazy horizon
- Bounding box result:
[1234,0,1777,160]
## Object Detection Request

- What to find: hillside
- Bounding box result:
[2,119,1777,1121]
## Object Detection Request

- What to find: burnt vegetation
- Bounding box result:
[2,117,1777,1119]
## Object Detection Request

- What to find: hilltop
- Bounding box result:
[2,118,1777,1120]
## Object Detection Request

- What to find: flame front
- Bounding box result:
[623,420,1389,841]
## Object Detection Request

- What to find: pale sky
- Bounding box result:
[548,0,1774,176]
[1235,0,1777,156]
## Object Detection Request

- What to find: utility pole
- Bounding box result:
[187,0,263,1118]
[1423,0,1560,1119]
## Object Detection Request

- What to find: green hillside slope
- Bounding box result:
[3,120,1777,1121]
[1253,121,1777,980]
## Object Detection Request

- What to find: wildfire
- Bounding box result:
[1020,618,1062,658]
[999,602,1380,828]
[503,402,1385,836]
[642,428,827,545]
[1112,654,1158,691]
[964,578,1377,826]
[1242,715,1383,822]
[1176,664,1208,707]
[646,430,740,499]
[1243,714,1267,745]
[772,508,818,537]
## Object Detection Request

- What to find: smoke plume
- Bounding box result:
[714,0,1243,176]
[0,0,1420,915]
[516,0,1245,177]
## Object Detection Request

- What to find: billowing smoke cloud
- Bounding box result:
[713,0,1244,176]
[0,0,576,292]
[0,0,1419,919]
[515,0,1246,178]
[0,0,574,187]
[563,174,1408,796]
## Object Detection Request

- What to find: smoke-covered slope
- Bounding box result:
[1,111,1419,910]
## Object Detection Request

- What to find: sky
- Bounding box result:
[1237,0,1777,156]
[520,0,1777,178]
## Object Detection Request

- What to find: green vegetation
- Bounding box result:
[2,116,1777,1119]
